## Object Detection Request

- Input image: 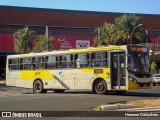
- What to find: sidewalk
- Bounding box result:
[94,99,160,111]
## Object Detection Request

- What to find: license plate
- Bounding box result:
[143,84,148,87]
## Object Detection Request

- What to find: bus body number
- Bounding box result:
[35,72,41,75]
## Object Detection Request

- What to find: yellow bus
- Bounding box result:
[6,45,152,94]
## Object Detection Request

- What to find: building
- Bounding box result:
[0,5,160,74]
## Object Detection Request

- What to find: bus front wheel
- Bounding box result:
[94,79,107,94]
[33,80,47,93]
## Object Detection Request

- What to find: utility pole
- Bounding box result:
[98,28,100,46]
[131,24,143,44]
[46,26,48,51]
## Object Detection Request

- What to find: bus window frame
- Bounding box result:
[20,57,32,70]
[9,58,19,71]
[75,53,90,68]
[45,55,58,70]
[59,54,74,69]
[91,51,108,68]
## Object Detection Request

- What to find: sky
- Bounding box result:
[0,0,160,15]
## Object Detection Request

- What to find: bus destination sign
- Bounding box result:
[130,47,147,52]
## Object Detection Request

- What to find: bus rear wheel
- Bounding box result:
[33,80,47,93]
[94,80,107,94]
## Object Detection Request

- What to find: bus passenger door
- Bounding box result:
[110,52,126,90]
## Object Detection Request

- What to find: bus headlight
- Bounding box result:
[129,77,137,83]
[129,77,134,81]
[129,77,133,81]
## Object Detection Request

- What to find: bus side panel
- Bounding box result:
[17,70,66,89]
[75,69,90,89]
[6,71,27,88]
[7,71,19,87]
[16,71,27,88]
[44,69,91,90]
[63,69,75,89]
[43,68,110,90]
[47,70,67,89]
[69,68,110,90]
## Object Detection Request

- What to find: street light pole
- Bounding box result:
[46,26,48,51]
[131,24,143,44]
[98,28,100,46]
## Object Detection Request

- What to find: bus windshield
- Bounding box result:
[128,52,150,73]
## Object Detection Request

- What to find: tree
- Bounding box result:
[115,14,145,44]
[13,27,34,53]
[94,22,116,46]
[151,61,157,74]
[33,35,55,52]
[48,36,55,51]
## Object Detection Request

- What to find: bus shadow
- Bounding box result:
[56,89,160,97]
[24,90,160,97]
[63,90,93,94]
[24,90,94,95]
[1,83,160,97]
[123,92,160,97]
[105,91,160,97]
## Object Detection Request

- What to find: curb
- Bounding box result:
[100,104,136,111]
[116,106,160,111]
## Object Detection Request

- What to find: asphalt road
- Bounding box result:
[0,83,160,112]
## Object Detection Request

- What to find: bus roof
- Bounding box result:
[7,44,147,58]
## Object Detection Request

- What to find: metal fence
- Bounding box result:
[145,43,160,53]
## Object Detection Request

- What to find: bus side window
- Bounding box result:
[20,58,23,70]
[59,56,62,68]
[31,57,36,69]
[91,53,95,67]
[23,57,32,70]
[10,58,19,70]
[76,58,80,68]
[76,53,89,68]
[75,54,78,68]
[91,52,107,67]
[45,56,48,69]
[71,55,74,68]
[59,55,73,69]
[46,56,57,69]
[8,59,12,71]
[34,57,44,69]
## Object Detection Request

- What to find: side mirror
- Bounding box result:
[127,64,131,70]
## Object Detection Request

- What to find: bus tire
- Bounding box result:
[33,80,47,93]
[94,79,107,94]
[54,89,65,93]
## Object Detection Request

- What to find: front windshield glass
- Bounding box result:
[128,52,150,72]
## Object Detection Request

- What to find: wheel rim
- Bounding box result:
[97,82,104,91]
[35,83,41,92]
